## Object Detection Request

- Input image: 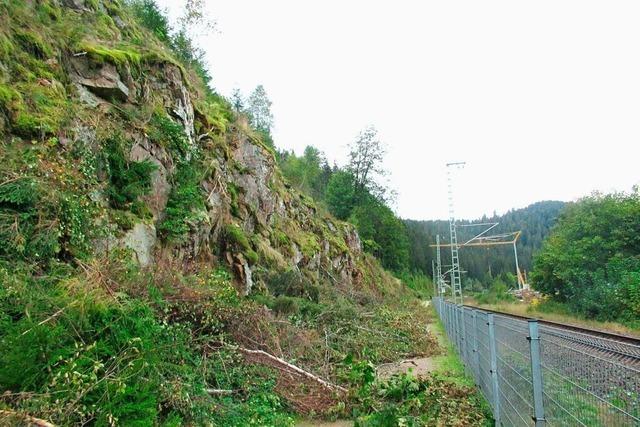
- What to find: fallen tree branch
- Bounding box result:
[238,347,348,393]
[206,388,234,396]
[0,410,56,427]
[21,302,77,336]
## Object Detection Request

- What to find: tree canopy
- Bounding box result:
[247,85,274,134]
[531,191,640,322]
[278,127,409,273]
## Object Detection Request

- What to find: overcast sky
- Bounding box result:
[159,0,640,220]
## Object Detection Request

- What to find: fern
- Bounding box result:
[104,135,157,210]
[0,178,38,207]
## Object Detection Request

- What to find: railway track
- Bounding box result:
[464,304,640,367]
[438,298,640,424]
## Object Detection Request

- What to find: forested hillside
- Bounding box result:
[405,201,565,287]
[276,130,411,274]
[276,141,565,290]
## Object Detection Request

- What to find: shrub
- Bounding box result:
[128,0,170,43]
[350,372,491,426]
[158,160,206,242]
[265,269,319,302]
[104,134,157,210]
[531,191,640,321]
[475,279,515,305]
[0,178,38,207]
[58,193,94,259]
[0,178,60,263]
[148,113,191,159]
[0,271,212,425]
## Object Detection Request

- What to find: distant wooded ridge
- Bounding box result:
[404,200,566,285]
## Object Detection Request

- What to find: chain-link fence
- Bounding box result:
[433,297,640,426]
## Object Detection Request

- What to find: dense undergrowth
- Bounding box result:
[0,0,491,425]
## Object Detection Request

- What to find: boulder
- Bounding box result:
[122,223,156,267]
[129,140,172,220]
[62,0,85,10]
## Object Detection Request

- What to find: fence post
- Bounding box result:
[460,306,467,364]
[528,320,545,426]
[487,313,501,426]
[444,302,448,333]
[450,304,455,347]
[452,305,457,351]
[448,303,453,341]
[455,305,461,353]
[472,310,480,379]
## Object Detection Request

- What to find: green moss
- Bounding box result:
[245,249,259,264]
[294,231,320,257]
[8,82,69,138]
[0,84,20,107]
[12,112,54,137]
[224,224,259,264]
[36,1,62,21]
[85,0,99,10]
[227,182,241,217]
[19,53,56,80]
[80,43,142,68]
[95,13,119,39]
[14,29,52,59]
[0,32,15,57]
[224,224,251,252]
[272,230,290,247]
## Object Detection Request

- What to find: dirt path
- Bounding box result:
[375,301,445,379]
[376,355,437,379]
[297,301,445,427]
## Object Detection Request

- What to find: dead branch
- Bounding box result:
[238,347,347,393]
[0,410,56,427]
[206,388,234,395]
[21,303,76,335]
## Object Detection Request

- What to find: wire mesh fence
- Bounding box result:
[433,297,640,426]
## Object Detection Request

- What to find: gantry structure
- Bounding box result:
[432,162,527,305]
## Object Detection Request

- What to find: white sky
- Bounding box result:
[158,0,640,220]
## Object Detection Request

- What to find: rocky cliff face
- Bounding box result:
[0,0,371,295]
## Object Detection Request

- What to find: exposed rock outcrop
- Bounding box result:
[70,57,131,102]
[15,0,370,293]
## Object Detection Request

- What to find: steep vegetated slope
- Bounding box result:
[0,1,490,425]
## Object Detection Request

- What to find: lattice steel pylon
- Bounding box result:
[446,162,465,305]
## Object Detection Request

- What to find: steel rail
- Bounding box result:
[464,304,640,346]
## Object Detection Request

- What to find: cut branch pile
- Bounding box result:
[238,347,347,414]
